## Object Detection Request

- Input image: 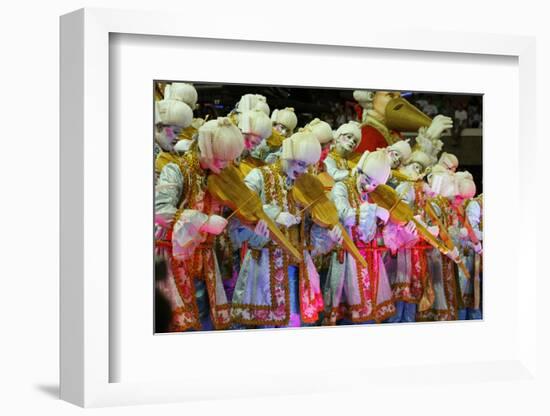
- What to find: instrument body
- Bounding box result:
[207,165,303,262]
[424,198,471,280]
[370,184,470,279]
[292,173,368,268]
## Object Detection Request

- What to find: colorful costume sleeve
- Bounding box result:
[383,182,418,251]
[155,162,209,260]
[155,162,183,226]
[357,202,378,243]
[331,181,378,243]
[243,167,265,196]
[466,200,482,241]
[395,181,415,206]
[171,210,209,260]
[310,223,337,257]
[324,156,350,182]
[331,181,357,226]
[227,218,270,250]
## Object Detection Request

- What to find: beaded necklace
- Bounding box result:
[328,149,351,170]
[172,149,209,226]
[344,174,362,227]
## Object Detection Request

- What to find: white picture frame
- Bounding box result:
[60,7,541,408]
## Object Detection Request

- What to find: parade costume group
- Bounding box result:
[154,83,483,332]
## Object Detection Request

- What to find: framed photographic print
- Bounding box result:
[60,7,540,409]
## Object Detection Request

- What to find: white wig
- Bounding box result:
[236,94,270,115]
[164,83,198,109]
[271,107,298,132]
[280,131,321,166]
[438,152,459,171]
[334,121,362,149]
[388,139,412,162]
[456,170,476,198]
[355,150,391,185]
[198,117,244,162]
[353,90,375,104]
[407,150,432,170]
[237,110,273,140]
[156,99,193,128]
[303,118,333,144]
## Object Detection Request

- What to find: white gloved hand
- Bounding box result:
[262,204,282,221]
[426,115,453,140]
[429,175,443,195]
[375,205,390,224]
[427,225,439,237]
[473,242,483,255]
[275,212,301,228]
[155,209,177,228]
[254,219,270,239]
[475,229,483,241]
[405,220,417,236]
[447,247,460,263]
[328,225,343,245]
[343,211,356,227]
[459,227,469,238]
[200,214,228,235]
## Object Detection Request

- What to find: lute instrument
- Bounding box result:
[207,165,303,263]
[291,173,368,268]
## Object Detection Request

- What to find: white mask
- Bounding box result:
[282,159,308,180]
[155,126,180,152]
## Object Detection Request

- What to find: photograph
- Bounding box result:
[153,81,483,333]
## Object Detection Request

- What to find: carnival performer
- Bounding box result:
[163,82,204,146]
[303,118,336,173]
[229,132,343,327]
[155,117,245,331]
[382,150,442,322]
[265,117,333,167]
[387,139,413,171]
[448,171,483,320]
[323,121,362,182]
[234,109,273,176]
[228,93,270,123]
[323,150,398,324]
[255,107,297,163]
[217,109,273,301]
[435,152,459,173]
[416,166,462,321]
[154,98,194,181]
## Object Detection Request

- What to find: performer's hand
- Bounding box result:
[254,220,270,239]
[448,247,460,263]
[155,213,174,229]
[200,214,228,235]
[328,225,343,245]
[459,227,469,238]
[405,220,417,236]
[427,225,439,237]
[275,212,300,228]
[473,242,483,255]
[375,206,390,224]
[426,115,453,140]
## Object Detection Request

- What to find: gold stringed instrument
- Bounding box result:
[369,184,451,253]
[423,198,471,280]
[291,173,368,268]
[207,165,303,263]
[390,169,416,182]
[317,171,335,191]
[370,184,471,279]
